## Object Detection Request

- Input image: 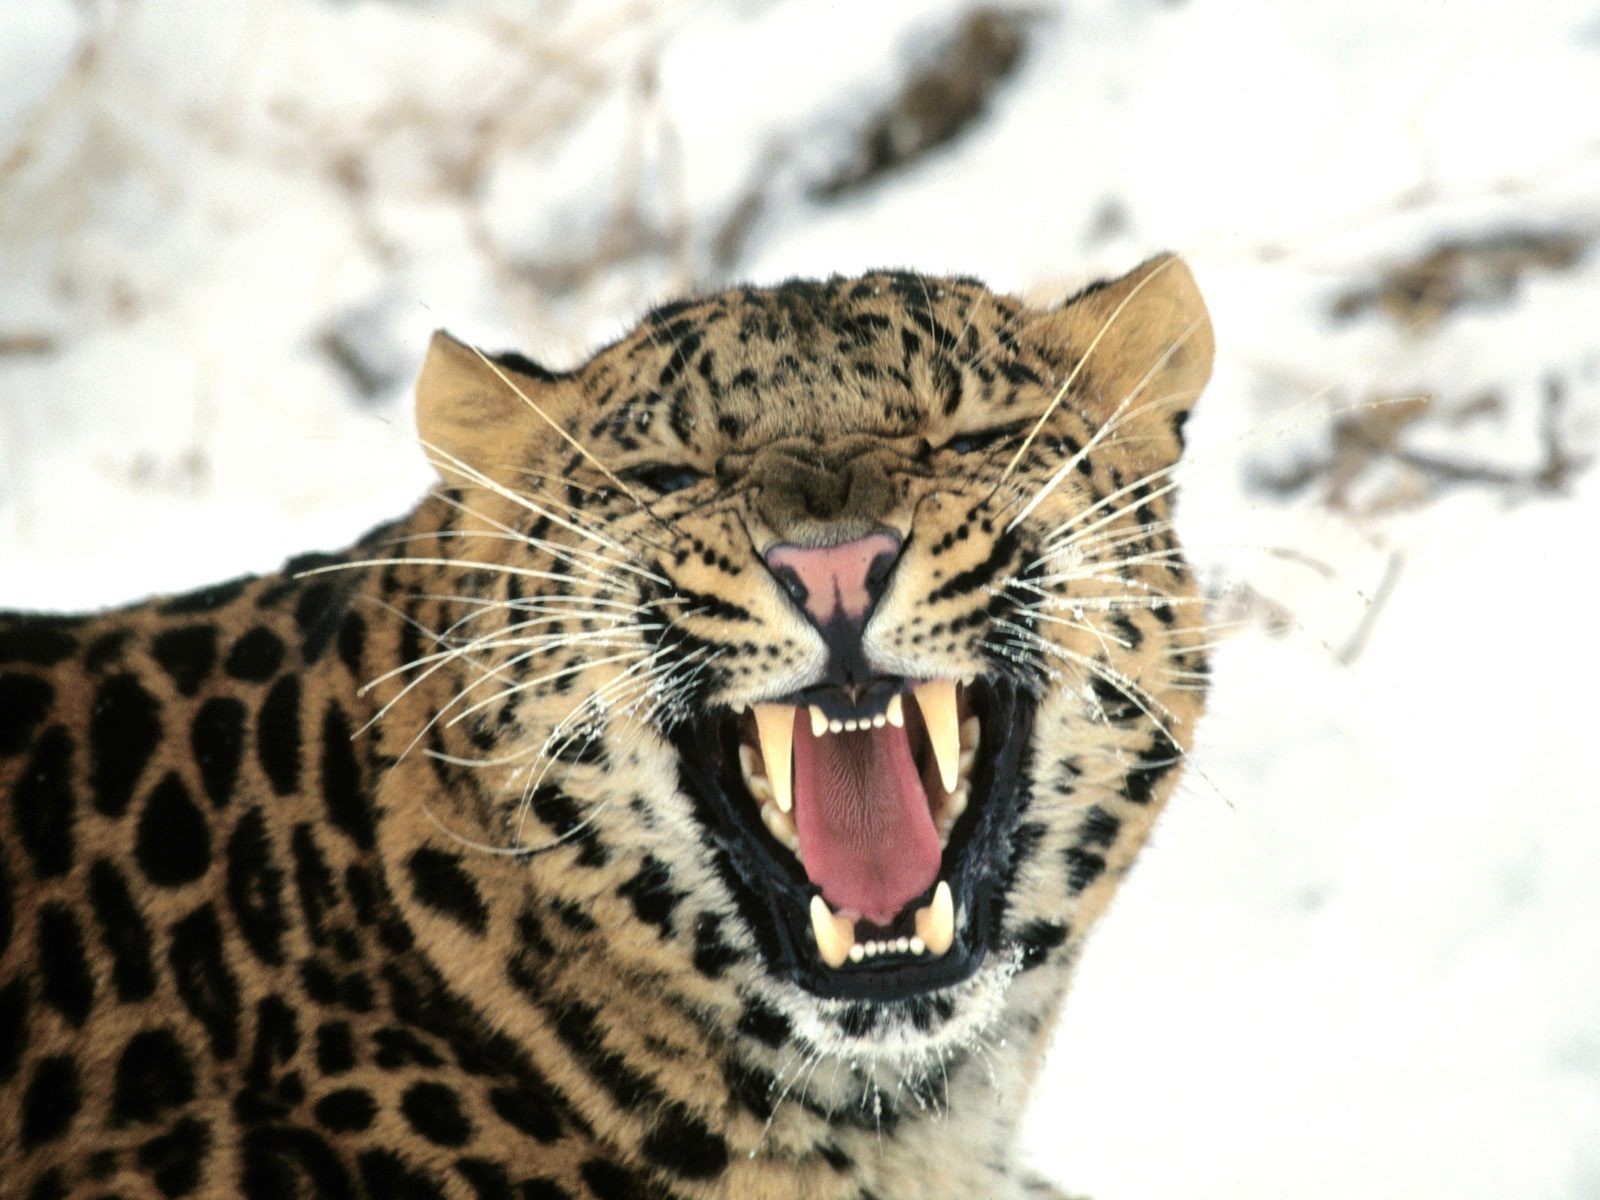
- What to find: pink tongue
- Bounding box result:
[791,716,941,927]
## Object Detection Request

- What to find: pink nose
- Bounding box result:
[764,531,902,629]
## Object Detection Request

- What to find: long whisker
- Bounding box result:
[462,341,680,539]
[993,258,1180,490]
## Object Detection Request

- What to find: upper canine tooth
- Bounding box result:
[915,880,955,956]
[763,803,799,850]
[886,693,905,728]
[913,679,961,794]
[752,704,795,814]
[809,895,854,968]
[809,705,828,738]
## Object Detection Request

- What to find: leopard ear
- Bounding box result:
[414,330,562,481]
[1045,253,1214,464]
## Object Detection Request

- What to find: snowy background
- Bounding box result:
[3,1,1598,1196]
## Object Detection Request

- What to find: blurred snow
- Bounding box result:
[2,1,1597,1196]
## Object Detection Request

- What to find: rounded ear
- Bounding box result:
[414,330,563,482]
[1044,253,1215,464]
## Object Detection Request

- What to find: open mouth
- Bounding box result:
[674,675,1035,1001]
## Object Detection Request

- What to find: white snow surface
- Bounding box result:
[3,2,1598,1196]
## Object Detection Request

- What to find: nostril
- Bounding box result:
[763,530,903,630]
[773,566,808,605]
[864,546,898,596]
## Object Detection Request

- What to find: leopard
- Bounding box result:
[0,253,1214,1200]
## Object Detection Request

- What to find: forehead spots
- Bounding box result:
[577,272,1051,459]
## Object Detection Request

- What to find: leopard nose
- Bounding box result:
[764,531,902,632]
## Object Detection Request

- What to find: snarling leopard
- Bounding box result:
[0,254,1214,1199]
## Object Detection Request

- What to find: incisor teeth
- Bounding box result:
[915,880,955,956]
[913,679,961,794]
[809,896,854,968]
[886,693,905,728]
[809,705,828,738]
[752,704,795,814]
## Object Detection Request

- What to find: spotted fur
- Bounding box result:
[0,256,1213,1198]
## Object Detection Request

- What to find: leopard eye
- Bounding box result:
[625,463,706,495]
[945,421,1029,455]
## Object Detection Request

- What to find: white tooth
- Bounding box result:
[915,881,955,957]
[753,704,795,814]
[734,702,748,714]
[762,804,799,850]
[909,936,926,955]
[863,941,877,958]
[809,896,854,968]
[828,719,843,734]
[748,774,774,802]
[810,705,828,737]
[895,937,910,953]
[872,714,887,729]
[945,782,969,821]
[886,693,905,728]
[960,714,980,749]
[842,719,856,732]
[914,680,961,794]
[849,943,865,963]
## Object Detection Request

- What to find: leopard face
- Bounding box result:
[0,255,1214,1194]
[396,256,1213,1083]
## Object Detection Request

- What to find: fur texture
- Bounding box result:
[0,256,1213,1199]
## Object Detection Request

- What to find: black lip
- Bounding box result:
[673,676,1036,1002]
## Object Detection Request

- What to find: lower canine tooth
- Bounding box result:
[915,880,955,956]
[762,804,799,850]
[961,714,980,749]
[945,783,969,821]
[809,896,854,968]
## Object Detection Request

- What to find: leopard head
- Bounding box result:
[390,255,1213,1077]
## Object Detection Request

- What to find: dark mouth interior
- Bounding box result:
[673,675,1035,1001]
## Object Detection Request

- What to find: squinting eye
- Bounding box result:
[945,422,1027,455]
[625,464,705,495]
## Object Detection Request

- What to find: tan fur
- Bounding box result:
[0,257,1212,1198]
